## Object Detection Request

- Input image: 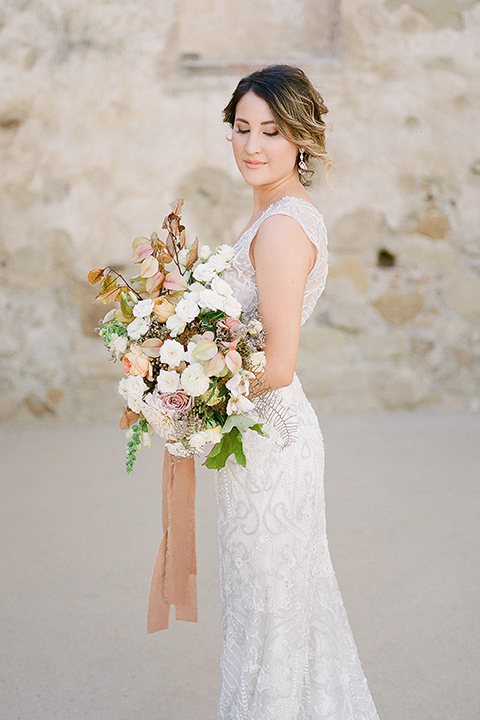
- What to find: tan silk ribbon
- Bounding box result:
[146,450,197,633]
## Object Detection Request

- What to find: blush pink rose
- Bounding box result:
[156,391,194,414]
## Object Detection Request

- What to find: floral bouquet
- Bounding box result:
[88,199,266,473]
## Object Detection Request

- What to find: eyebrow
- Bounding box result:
[235,118,276,125]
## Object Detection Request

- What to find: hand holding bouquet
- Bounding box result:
[89,199,267,473]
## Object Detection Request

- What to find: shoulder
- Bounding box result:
[252,212,316,272]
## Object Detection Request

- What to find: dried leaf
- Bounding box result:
[165,231,176,258]
[96,286,122,305]
[169,198,184,215]
[114,307,133,323]
[120,295,134,321]
[132,236,150,250]
[178,228,186,249]
[88,268,105,284]
[100,274,117,294]
[140,255,159,279]
[185,238,199,269]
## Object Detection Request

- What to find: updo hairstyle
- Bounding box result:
[223,64,332,186]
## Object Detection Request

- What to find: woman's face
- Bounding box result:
[231,91,299,188]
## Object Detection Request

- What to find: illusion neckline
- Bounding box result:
[237,195,323,244]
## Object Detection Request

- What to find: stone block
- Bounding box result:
[417,214,450,240]
[328,255,370,294]
[374,290,425,325]
[329,209,385,253]
[441,269,480,321]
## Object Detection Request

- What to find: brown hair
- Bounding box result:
[223,64,332,186]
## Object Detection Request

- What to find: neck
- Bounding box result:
[252,174,306,215]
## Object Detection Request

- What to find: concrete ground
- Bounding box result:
[1,412,479,720]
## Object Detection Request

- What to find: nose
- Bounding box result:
[245,131,262,155]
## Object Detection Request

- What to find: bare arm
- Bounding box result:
[250,214,316,391]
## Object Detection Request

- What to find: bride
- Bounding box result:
[214,65,380,720]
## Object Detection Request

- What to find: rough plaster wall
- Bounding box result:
[0,0,479,422]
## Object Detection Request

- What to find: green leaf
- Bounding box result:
[222,413,257,434]
[204,427,246,470]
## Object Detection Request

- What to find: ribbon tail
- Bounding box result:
[147,449,197,633]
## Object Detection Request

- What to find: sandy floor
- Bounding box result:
[1,412,479,720]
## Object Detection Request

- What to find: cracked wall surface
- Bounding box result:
[1,0,479,421]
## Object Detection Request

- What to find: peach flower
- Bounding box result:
[122,344,152,378]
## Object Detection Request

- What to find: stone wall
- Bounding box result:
[0,0,479,422]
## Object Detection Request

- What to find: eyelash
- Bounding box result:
[235,128,279,137]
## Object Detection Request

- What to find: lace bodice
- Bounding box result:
[222,196,328,324]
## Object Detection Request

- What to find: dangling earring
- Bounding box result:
[298,148,308,176]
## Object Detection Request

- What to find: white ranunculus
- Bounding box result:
[133,298,154,318]
[199,244,212,261]
[226,394,255,415]
[175,296,200,322]
[157,369,181,393]
[193,260,216,283]
[211,274,234,298]
[160,339,185,368]
[118,375,147,412]
[127,315,150,340]
[181,362,210,397]
[198,289,225,312]
[166,313,187,337]
[222,294,242,318]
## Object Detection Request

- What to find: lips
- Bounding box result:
[244,160,265,169]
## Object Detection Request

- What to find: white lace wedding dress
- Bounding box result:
[215,196,380,720]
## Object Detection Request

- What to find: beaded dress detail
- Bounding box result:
[215,196,380,720]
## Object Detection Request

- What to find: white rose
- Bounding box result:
[160,339,185,368]
[199,244,212,261]
[226,394,255,416]
[181,362,210,397]
[110,335,128,357]
[166,313,187,337]
[166,440,192,458]
[204,426,223,445]
[193,260,216,283]
[198,288,225,312]
[175,296,200,322]
[133,298,154,318]
[189,281,205,295]
[157,369,180,393]
[216,244,235,262]
[189,431,209,451]
[222,294,242,318]
[118,375,147,412]
[211,274,234,298]
[127,315,150,340]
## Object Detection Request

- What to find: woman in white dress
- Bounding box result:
[215,65,380,720]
